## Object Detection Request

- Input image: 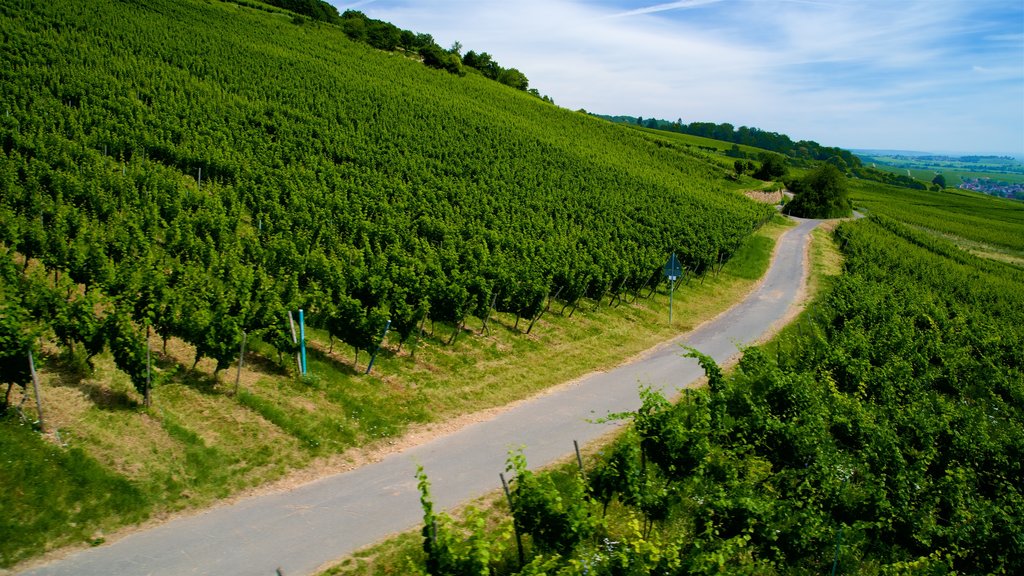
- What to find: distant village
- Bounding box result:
[959,177,1024,201]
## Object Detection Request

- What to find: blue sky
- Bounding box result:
[331,0,1024,157]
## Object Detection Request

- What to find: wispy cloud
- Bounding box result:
[608,0,726,18]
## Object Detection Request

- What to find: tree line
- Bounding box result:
[596,115,863,168]
[337,10,543,98]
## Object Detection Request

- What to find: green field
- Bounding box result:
[864,163,1024,185]
[857,153,1024,196]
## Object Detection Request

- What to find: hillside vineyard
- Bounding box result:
[0,0,771,375]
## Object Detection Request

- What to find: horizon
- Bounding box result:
[333,0,1024,159]
[599,113,1024,159]
[849,148,1024,161]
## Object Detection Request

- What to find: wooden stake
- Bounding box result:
[500,473,525,568]
[480,291,498,335]
[411,309,427,360]
[287,312,301,375]
[234,331,247,396]
[544,285,564,316]
[145,325,152,408]
[365,319,391,375]
[28,351,45,432]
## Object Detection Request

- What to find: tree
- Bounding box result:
[497,67,529,91]
[340,10,368,42]
[932,173,947,188]
[266,0,340,23]
[419,43,463,76]
[783,163,851,219]
[826,154,849,173]
[463,50,499,79]
[366,21,401,51]
[753,152,787,180]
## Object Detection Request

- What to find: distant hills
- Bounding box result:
[853,150,1024,200]
[853,149,1023,162]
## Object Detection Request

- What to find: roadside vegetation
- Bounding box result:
[320,219,846,576]
[324,179,1024,575]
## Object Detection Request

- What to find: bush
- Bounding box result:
[783,164,851,218]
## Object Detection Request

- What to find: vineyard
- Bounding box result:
[849,179,1024,255]
[0,0,770,383]
[0,0,779,568]
[333,182,1024,575]
[5,0,1019,572]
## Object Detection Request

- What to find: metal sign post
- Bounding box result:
[663,253,682,325]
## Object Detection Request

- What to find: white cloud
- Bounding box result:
[607,0,728,18]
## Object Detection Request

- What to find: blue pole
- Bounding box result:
[299,309,307,375]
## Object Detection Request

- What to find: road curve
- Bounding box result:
[20,218,821,576]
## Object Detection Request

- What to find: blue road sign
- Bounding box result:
[664,253,682,280]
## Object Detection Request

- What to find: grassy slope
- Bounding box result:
[620,125,774,187]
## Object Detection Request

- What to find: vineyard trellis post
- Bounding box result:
[145,324,152,408]
[234,330,247,396]
[287,311,301,375]
[365,318,391,375]
[831,474,851,575]
[500,472,525,568]
[481,290,497,336]
[28,351,45,432]
[411,309,427,359]
[664,253,682,325]
[574,439,585,478]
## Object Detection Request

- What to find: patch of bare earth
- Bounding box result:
[744,189,783,204]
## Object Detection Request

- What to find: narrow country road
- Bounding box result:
[19,218,822,576]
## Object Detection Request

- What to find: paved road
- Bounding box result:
[20,218,821,576]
